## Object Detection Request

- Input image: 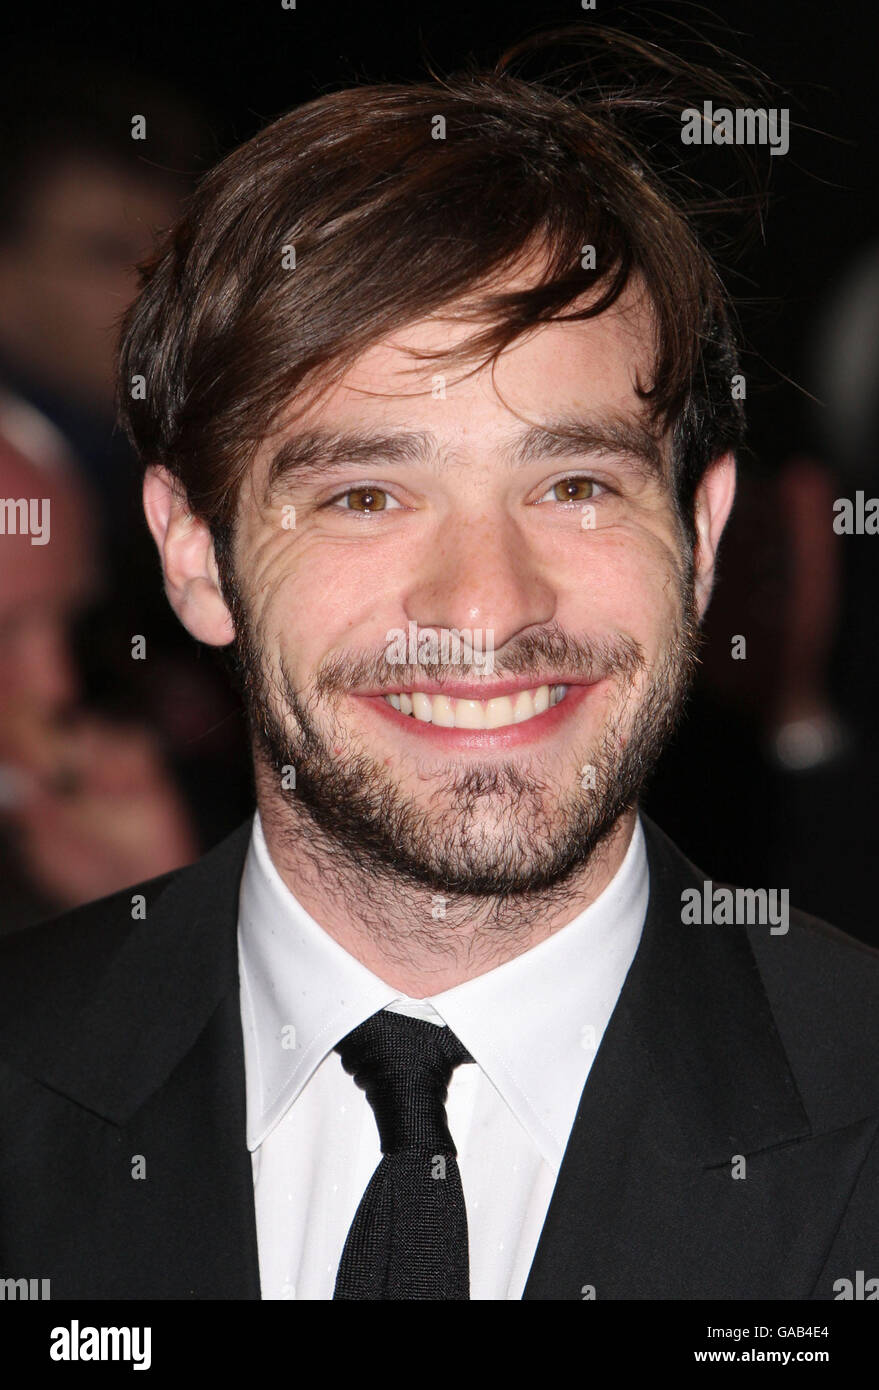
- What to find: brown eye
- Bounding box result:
[345,487,388,512]
[552,477,595,502]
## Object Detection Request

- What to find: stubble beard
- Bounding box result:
[221,562,701,902]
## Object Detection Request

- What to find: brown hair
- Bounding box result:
[117,24,768,558]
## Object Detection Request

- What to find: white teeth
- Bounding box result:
[512,690,536,724]
[453,698,488,730]
[485,696,514,729]
[431,695,455,728]
[384,683,568,729]
[411,692,433,723]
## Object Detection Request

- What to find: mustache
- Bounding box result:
[312,625,647,700]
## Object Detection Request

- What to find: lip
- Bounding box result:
[352,680,604,750]
[350,676,584,700]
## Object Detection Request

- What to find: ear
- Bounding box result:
[142,465,235,646]
[692,451,736,619]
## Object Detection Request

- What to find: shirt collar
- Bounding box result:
[238,810,648,1169]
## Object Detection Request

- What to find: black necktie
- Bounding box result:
[332,1009,474,1300]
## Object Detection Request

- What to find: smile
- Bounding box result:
[384,683,569,730]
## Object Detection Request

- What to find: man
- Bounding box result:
[0,66,251,854]
[1,28,877,1300]
[0,438,199,931]
[0,63,201,533]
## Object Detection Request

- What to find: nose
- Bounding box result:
[402,506,556,653]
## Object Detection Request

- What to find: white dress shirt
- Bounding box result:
[237,809,649,1300]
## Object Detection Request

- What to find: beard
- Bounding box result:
[221,564,701,899]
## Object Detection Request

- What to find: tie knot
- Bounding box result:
[334,1010,473,1155]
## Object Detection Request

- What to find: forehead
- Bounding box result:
[270,270,661,454]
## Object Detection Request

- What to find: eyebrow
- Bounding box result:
[265,411,666,499]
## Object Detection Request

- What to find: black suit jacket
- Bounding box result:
[1,814,877,1300]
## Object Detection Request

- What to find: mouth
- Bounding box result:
[384,681,569,730]
[352,678,602,749]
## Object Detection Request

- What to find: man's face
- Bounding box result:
[0,452,99,756]
[216,277,706,896]
[0,158,180,408]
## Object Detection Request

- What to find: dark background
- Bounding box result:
[6,0,875,448]
[6,0,876,454]
[3,0,878,938]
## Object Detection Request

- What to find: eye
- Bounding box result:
[325,486,402,513]
[537,476,605,504]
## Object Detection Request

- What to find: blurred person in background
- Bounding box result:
[0,64,196,532]
[0,62,254,857]
[644,242,879,946]
[777,239,879,938]
[0,435,199,930]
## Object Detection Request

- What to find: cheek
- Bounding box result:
[558,525,686,640]
[238,524,405,669]
[238,508,687,676]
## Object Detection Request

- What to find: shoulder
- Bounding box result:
[747,905,879,1123]
[747,897,879,1036]
[641,813,879,1121]
[0,866,180,979]
[0,817,254,1054]
[0,869,180,1051]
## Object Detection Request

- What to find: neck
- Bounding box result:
[255,771,637,997]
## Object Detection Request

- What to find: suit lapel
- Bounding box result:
[523,816,860,1300]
